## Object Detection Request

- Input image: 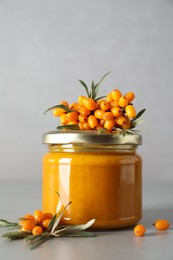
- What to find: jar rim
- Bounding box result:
[43,130,142,145]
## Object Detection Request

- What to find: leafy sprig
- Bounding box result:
[79,71,111,101]
[0,195,96,249]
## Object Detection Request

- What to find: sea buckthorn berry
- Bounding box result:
[32,226,43,236]
[24,214,35,221]
[43,212,53,220]
[53,108,65,117]
[104,119,115,131]
[78,122,84,130]
[78,106,91,116]
[59,100,69,107]
[96,124,104,130]
[94,109,105,120]
[109,100,119,109]
[111,107,122,117]
[60,113,68,125]
[118,96,129,108]
[100,100,109,111]
[78,95,86,106]
[122,117,131,129]
[124,92,135,103]
[68,121,78,125]
[103,112,114,121]
[125,105,136,118]
[111,89,122,101]
[88,115,98,129]
[78,114,88,123]
[84,98,96,111]
[69,102,80,111]
[42,219,51,229]
[66,111,79,122]
[95,99,103,109]
[34,210,44,223]
[134,224,146,237]
[115,115,127,126]
[106,93,114,103]
[21,220,36,232]
[154,220,170,230]
[83,122,91,130]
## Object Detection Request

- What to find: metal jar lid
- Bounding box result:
[43,130,142,145]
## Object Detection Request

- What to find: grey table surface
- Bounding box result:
[0,179,173,260]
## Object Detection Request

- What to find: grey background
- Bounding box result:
[0,0,173,181]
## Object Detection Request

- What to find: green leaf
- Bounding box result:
[43,105,73,115]
[131,108,146,122]
[79,80,90,97]
[56,125,80,130]
[2,230,29,240]
[50,201,72,234]
[0,219,19,228]
[61,231,96,237]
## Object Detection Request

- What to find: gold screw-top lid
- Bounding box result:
[43,130,142,145]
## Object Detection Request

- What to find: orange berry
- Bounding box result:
[124,92,135,103]
[134,224,146,236]
[78,106,91,116]
[100,100,109,111]
[111,107,122,117]
[42,219,51,229]
[67,121,78,125]
[32,226,43,236]
[112,89,122,101]
[59,100,69,107]
[78,122,84,130]
[154,220,170,230]
[115,115,127,126]
[96,124,104,130]
[78,95,86,106]
[84,98,96,111]
[34,210,44,223]
[109,100,119,109]
[69,102,80,111]
[118,96,129,108]
[60,113,68,125]
[103,112,114,121]
[122,117,131,129]
[21,220,36,232]
[66,111,79,122]
[104,119,115,131]
[53,108,65,117]
[106,93,114,103]
[24,214,35,221]
[83,122,91,130]
[88,115,98,129]
[125,105,136,118]
[43,212,53,220]
[94,109,105,120]
[78,114,88,123]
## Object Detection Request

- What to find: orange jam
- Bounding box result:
[42,130,142,230]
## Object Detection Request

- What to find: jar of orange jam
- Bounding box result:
[42,130,142,230]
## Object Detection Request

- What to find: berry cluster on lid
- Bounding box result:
[44,72,146,134]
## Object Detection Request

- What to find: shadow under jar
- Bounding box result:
[42,130,142,230]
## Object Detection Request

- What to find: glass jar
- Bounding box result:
[42,130,142,230]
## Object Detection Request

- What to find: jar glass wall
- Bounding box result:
[42,131,142,230]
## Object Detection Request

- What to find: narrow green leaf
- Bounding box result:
[55,192,63,213]
[61,231,96,237]
[43,105,73,115]
[0,219,19,228]
[2,231,29,240]
[131,108,146,122]
[95,95,106,101]
[79,80,90,97]
[130,119,144,129]
[50,201,72,234]
[56,125,80,130]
